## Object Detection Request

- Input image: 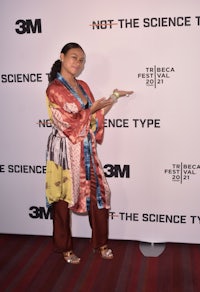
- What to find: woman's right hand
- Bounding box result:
[90,98,113,114]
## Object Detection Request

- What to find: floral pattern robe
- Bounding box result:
[45,77,111,213]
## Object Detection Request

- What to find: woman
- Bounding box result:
[45,42,133,264]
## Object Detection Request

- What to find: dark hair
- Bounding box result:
[48,42,84,83]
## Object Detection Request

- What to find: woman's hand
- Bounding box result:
[90,89,134,115]
[90,97,113,114]
[113,89,134,98]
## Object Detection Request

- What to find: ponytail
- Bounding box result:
[48,59,61,83]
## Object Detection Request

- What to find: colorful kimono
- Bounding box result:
[45,74,111,213]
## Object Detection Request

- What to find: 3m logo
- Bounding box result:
[29,206,52,219]
[15,19,42,34]
[104,164,130,178]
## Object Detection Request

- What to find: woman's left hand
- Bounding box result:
[113,89,134,98]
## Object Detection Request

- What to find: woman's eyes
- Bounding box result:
[71,56,84,63]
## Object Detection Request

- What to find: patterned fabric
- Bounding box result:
[45,77,111,213]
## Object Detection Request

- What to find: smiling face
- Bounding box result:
[60,48,86,79]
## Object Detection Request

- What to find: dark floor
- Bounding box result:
[0,234,200,292]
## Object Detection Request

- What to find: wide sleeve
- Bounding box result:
[79,80,105,144]
[46,81,91,144]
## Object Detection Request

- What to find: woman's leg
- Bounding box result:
[88,161,113,259]
[88,161,109,249]
[52,200,72,252]
[88,195,109,249]
[88,193,113,259]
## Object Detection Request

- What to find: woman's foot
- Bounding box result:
[63,251,81,264]
[97,245,113,260]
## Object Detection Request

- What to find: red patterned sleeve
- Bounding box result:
[46,80,91,144]
[79,80,105,144]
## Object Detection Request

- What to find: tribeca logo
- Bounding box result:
[164,163,200,184]
[138,66,175,88]
[15,19,42,34]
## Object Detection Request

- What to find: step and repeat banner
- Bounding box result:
[1,0,200,243]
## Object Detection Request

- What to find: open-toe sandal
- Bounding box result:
[98,245,113,260]
[63,251,81,264]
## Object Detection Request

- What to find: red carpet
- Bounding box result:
[0,234,200,292]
